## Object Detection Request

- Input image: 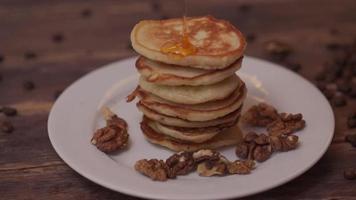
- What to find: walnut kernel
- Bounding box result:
[135,159,168,181]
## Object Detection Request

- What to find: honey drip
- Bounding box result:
[160,1,197,58]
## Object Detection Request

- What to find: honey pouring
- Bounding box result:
[160,0,197,58]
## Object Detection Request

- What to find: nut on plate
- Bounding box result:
[242,103,279,127]
[91,126,128,153]
[253,145,273,162]
[193,149,220,162]
[235,133,273,162]
[227,160,255,174]
[271,134,299,152]
[196,155,229,177]
[135,149,257,181]
[195,149,256,176]
[135,159,169,181]
[267,113,305,136]
[166,151,195,177]
[197,161,226,177]
[242,103,306,137]
[91,107,129,153]
[236,132,299,162]
[235,142,249,159]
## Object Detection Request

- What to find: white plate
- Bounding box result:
[48,56,334,200]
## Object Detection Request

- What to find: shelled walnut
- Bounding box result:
[194,149,255,177]
[135,149,256,181]
[270,134,299,152]
[192,149,220,163]
[242,103,279,126]
[235,132,299,162]
[242,103,306,136]
[166,151,195,177]
[197,159,228,176]
[194,149,229,176]
[227,160,255,174]
[135,159,169,181]
[235,132,272,162]
[267,113,305,136]
[253,144,273,162]
[239,103,305,162]
[91,107,129,153]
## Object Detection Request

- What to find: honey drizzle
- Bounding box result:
[160,0,197,58]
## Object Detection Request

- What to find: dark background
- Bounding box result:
[0,0,355,199]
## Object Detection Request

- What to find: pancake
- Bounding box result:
[138,83,247,121]
[139,74,240,105]
[131,16,246,69]
[139,82,243,110]
[136,56,242,86]
[137,102,241,128]
[141,119,243,152]
[146,118,227,143]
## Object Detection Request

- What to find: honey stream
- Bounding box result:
[160,0,197,57]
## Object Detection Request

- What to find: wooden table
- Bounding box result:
[1,0,355,199]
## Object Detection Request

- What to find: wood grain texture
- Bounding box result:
[0,0,355,199]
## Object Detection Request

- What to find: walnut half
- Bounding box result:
[197,160,227,177]
[235,132,299,162]
[135,159,169,181]
[194,149,255,177]
[267,113,305,136]
[91,107,129,153]
[242,103,280,127]
[166,151,195,177]
[227,160,255,174]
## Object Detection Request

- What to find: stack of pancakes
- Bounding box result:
[130,16,247,152]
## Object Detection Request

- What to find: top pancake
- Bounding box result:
[131,16,246,69]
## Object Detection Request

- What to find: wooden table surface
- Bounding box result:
[1,0,355,199]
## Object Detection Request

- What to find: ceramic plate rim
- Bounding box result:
[48,56,335,200]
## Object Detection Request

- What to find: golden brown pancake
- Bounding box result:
[146,117,231,143]
[139,74,240,105]
[137,102,241,128]
[136,56,242,86]
[141,119,243,152]
[131,16,246,69]
[149,117,239,143]
[138,83,247,121]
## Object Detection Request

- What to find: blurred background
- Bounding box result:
[1,0,356,81]
[0,0,355,199]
